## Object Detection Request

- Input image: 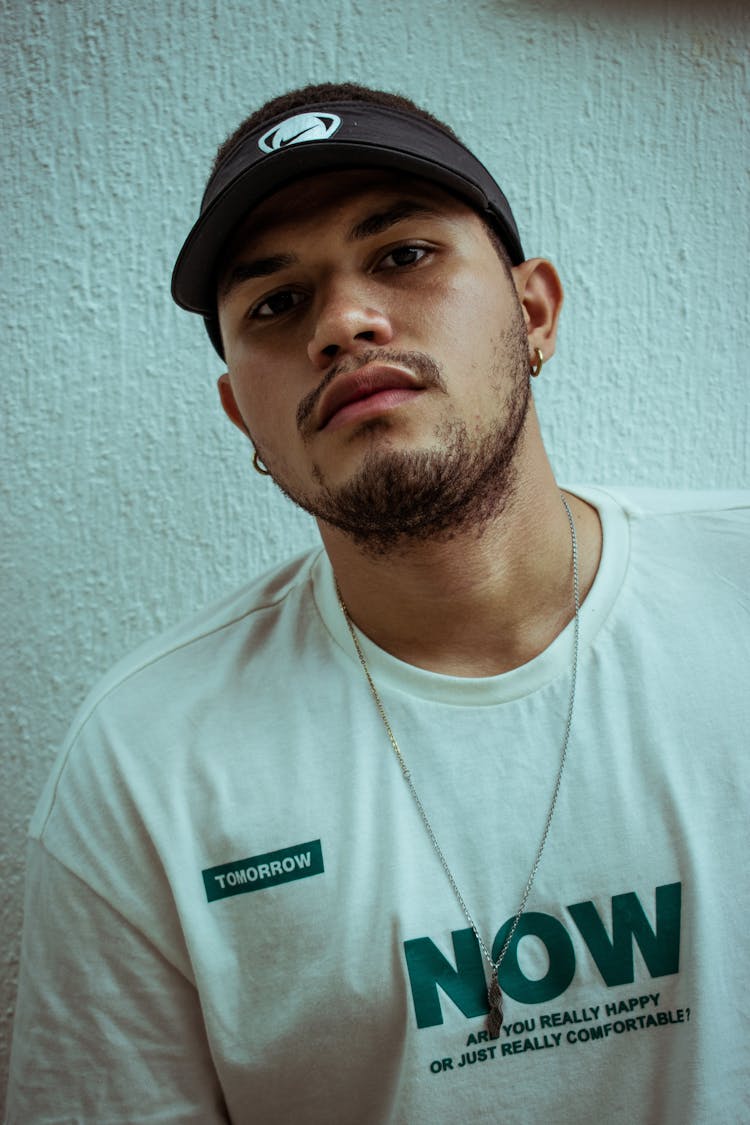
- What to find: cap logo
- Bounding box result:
[258,112,342,153]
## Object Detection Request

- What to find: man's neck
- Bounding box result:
[320,474,602,678]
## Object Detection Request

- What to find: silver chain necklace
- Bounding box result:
[337,494,580,1039]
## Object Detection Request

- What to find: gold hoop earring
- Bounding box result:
[530,348,545,377]
[253,449,271,476]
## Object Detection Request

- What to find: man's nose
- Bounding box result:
[307,280,394,370]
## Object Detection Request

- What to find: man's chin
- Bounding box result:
[270,336,531,555]
[289,422,526,555]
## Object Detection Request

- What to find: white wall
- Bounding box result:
[1,0,747,1098]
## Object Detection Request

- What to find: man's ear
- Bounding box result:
[510,258,564,361]
[217,372,250,436]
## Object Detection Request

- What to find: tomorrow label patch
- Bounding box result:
[203,839,324,902]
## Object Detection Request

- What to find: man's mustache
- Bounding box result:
[296,349,447,433]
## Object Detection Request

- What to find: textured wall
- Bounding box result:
[1,0,748,1099]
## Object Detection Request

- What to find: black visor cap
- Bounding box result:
[171,101,525,353]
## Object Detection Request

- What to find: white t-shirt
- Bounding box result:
[6,488,750,1124]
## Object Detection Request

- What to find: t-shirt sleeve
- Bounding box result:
[6,840,229,1124]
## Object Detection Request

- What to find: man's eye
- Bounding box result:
[379,245,429,269]
[251,290,304,319]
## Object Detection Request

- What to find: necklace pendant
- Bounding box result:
[487,968,503,1039]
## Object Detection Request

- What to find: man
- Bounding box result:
[6,82,749,1122]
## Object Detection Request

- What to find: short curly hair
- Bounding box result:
[212,82,461,176]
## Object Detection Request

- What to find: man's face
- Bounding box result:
[217,170,533,550]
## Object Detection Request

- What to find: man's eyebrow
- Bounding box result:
[348,201,442,242]
[219,202,441,301]
[219,252,298,301]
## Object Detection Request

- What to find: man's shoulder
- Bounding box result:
[70,547,323,734]
[580,485,750,560]
[577,484,750,522]
[31,547,326,839]
[579,486,749,608]
[27,548,334,865]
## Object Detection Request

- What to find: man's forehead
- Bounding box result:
[225,168,472,253]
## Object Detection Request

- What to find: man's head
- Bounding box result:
[171,84,562,553]
[171,82,525,357]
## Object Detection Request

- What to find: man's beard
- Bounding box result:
[265,322,531,556]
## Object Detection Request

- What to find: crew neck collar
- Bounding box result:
[312,487,629,706]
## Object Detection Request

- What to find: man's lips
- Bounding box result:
[316,364,425,431]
